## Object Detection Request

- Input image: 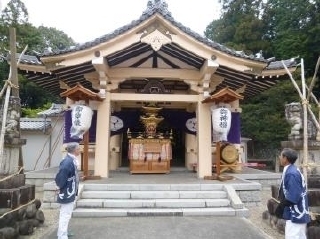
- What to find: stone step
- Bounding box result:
[82,183,225,191]
[72,207,250,218]
[76,198,230,208]
[81,190,227,199]
[72,183,249,218]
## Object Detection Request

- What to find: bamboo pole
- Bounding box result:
[282,60,310,184]
[0,84,11,174]
[307,56,320,102]
[282,62,320,132]
[306,56,320,141]
[306,85,320,139]
[301,59,308,185]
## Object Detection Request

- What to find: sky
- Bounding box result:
[1,0,221,43]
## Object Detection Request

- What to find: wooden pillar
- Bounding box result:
[94,94,111,177]
[10,28,19,97]
[82,127,89,178]
[196,98,212,178]
[216,141,221,175]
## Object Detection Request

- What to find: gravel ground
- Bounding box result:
[21,189,283,239]
[247,189,283,239]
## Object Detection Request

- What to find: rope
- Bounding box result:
[301,99,309,105]
[6,79,19,89]
[0,198,36,219]
[0,167,24,182]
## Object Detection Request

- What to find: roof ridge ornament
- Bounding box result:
[144,0,172,17]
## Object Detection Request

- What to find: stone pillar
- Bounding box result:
[94,95,111,177]
[196,100,212,178]
[0,96,26,175]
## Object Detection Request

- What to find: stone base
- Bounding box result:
[0,174,25,189]
[0,184,35,209]
[281,140,320,150]
[281,140,320,175]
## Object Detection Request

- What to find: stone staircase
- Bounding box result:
[72,183,249,218]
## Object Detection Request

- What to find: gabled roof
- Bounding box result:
[202,87,244,104]
[16,0,297,99]
[60,83,103,102]
[34,0,267,63]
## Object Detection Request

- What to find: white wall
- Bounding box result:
[21,117,64,171]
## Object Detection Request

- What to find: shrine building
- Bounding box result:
[16,0,297,178]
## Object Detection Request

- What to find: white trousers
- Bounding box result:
[57,201,74,239]
[285,220,307,239]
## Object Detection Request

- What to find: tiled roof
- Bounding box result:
[34,0,268,64]
[20,118,52,131]
[15,0,298,99]
[37,104,65,116]
[14,53,41,65]
[266,58,297,70]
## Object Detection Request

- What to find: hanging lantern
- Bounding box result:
[70,105,93,139]
[211,106,231,141]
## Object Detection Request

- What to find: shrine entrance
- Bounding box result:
[119,107,188,169]
[120,128,185,168]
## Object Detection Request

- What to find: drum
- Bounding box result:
[221,144,238,164]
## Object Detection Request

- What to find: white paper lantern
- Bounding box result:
[211,107,231,141]
[70,105,93,139]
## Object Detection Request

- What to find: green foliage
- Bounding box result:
[0,0,74,110]
[21,102,52,118]
[205,0,320,158]
[241,79,304,157]
[19,76,63,108]
[0,0,28,27]
[205,0,270,55]
[262,0,318,74]
[37,26,76,52]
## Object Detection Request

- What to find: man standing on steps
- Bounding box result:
[55,142,80,239]
[275,148,310,239]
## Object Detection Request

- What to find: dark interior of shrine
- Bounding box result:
[120,107,187,167]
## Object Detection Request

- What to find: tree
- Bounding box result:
[262,0,316,75]
[204,0,320,159]
[0,0,74,113]
[0,0,28,26]
[241,77,303,158]
[204,0,270,56]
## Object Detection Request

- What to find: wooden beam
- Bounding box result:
[108,67,201,80]
[110,92,199,103]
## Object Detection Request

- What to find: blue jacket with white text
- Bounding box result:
[55,155,78,204]
[282,164,310,224]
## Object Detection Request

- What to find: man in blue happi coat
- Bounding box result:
[275,148,310,239]
[55,142,80,239]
